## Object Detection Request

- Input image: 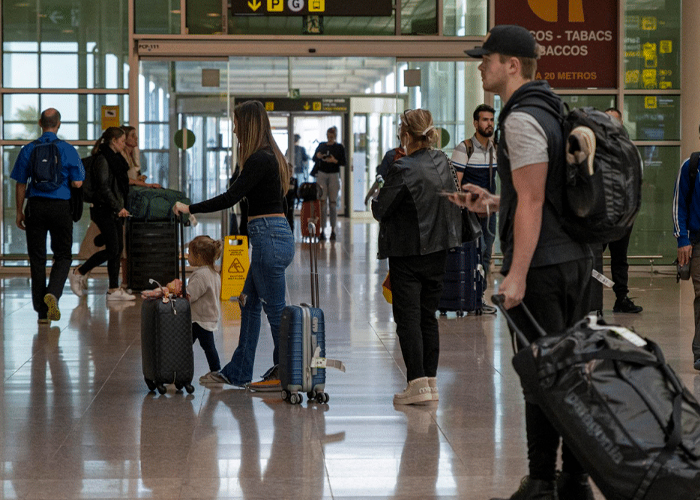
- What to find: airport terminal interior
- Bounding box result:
[1,0,700,498]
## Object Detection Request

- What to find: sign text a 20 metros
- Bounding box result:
[494,0,617,89]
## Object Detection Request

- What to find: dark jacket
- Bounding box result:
[372,148,461,259]
[497,80,590,274]
[92,143,130,213]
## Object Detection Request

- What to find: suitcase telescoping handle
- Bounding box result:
[491,294,548,348]
[179,213,187,297]
[309,221,319,308]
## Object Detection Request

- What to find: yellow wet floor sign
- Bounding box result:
[221,235,249,300]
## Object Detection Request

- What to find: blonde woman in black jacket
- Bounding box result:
[69,127,135,301]
[372,109,461,405]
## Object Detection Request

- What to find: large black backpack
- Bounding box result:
[561,107,643,244]
[29,139,63,192]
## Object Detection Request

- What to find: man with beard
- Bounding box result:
[450,104,498,314]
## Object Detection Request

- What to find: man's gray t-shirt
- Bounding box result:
[503,111,548,170]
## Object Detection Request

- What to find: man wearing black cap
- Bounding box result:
[458,25,594,500]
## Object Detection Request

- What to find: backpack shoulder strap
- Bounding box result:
[464,139,474,159]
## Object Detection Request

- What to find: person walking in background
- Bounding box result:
[603,108,642,314]
[673,131,700,371]
[451,104,499,314]
[173,100,295,391]
[312,126,346,241]
[11,108,85,324]
[372,108,461,405]
[290,133,309,185]
[188,235,225,385]
[121,126,161,189]
[460,25,593,500]
[69,127,135,301]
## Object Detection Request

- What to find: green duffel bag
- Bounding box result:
[127,187,190,221]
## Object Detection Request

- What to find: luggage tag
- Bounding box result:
[311,347,347,372]
[585,316,647,348]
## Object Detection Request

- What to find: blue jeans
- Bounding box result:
[220,216,295,385]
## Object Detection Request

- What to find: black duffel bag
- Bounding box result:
[495,296,700,500]
[297,182,323,202]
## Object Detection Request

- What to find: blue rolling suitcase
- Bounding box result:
[141,216,194,394]
[279,223,345,405]
[439,239,484,316]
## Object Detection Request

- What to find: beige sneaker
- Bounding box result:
[393,377,432,405]
[427,377,439,401]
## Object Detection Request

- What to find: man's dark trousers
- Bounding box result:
[25,197,73,318]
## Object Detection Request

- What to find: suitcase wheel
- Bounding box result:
[185,384,194,394]
[175,382,183,392]
[289,393,302,405]
[316,393,329,404]
[145,378,157,392]
[307,390,316,401]
[156,384,167,395]
[439,310,447,316]
[281,389,289,401]
[456,311,465,317]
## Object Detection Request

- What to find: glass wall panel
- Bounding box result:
[624,0,680,90]
[443,0,488,36]
[3,53,38,87]
[322,16,395,36]
[630,145,680,260]
[187,0,224,34]
[624,95,680,141]
[135,0,182,34]
[405,60,483,153]
[228,16,304,36]
[3,94,128,141]
[402,0,437,35]
[2,0,128,90]
[229,57,289,95]
[290,57,397,95]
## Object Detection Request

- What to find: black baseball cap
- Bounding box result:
[465,25,538,59]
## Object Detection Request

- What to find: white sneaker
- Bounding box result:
[393,377,432,405]
[68,269,83,297]
[106,288,136,301]
[427,377,439,401]
[199,372,227,385]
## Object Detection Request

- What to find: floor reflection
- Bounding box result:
[0,220,684,499]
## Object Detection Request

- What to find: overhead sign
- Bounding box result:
[245,97,349,113]
[495,0,618,89]
[231,0,391,16]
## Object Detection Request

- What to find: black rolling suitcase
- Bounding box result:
[141,216,194,394]
[127,219,178,291]
[279,222,345,405]
[438,239,483,316]
[494,295,700,500]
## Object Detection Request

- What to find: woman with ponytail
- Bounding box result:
[173,100,295,389]
[372,109,461,405]
[69,127,135,300]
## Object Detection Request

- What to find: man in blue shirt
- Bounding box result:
[11,108,85,324]
[674,143,700,371]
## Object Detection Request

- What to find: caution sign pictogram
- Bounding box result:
[221,235,250,300]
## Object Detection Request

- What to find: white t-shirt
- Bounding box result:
[503,111,549,171]
[188,266,221,332]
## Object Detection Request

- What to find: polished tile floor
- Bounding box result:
[0,219,695,499]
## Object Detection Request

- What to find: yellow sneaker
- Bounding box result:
[43,293,61,321]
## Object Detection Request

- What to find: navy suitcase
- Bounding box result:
[279,222,344,405]
[439,239,483,316]
[141,216,194,394]
[494,296,700,500]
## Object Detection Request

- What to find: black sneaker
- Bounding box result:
[318,232,327,241]
[330,231,337,241]
[613,296,643,313]
[491,476,558,500]
[694,359,700,371]
[556,472,594,500]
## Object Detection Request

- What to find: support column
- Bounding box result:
[681,0,700,159]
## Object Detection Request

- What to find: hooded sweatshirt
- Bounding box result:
[496,80,590,274]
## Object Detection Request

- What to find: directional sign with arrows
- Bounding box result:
[230,0,391,16]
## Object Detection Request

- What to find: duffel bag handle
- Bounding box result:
[492,294,548,349]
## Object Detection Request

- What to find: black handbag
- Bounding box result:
[297,182,323,202]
